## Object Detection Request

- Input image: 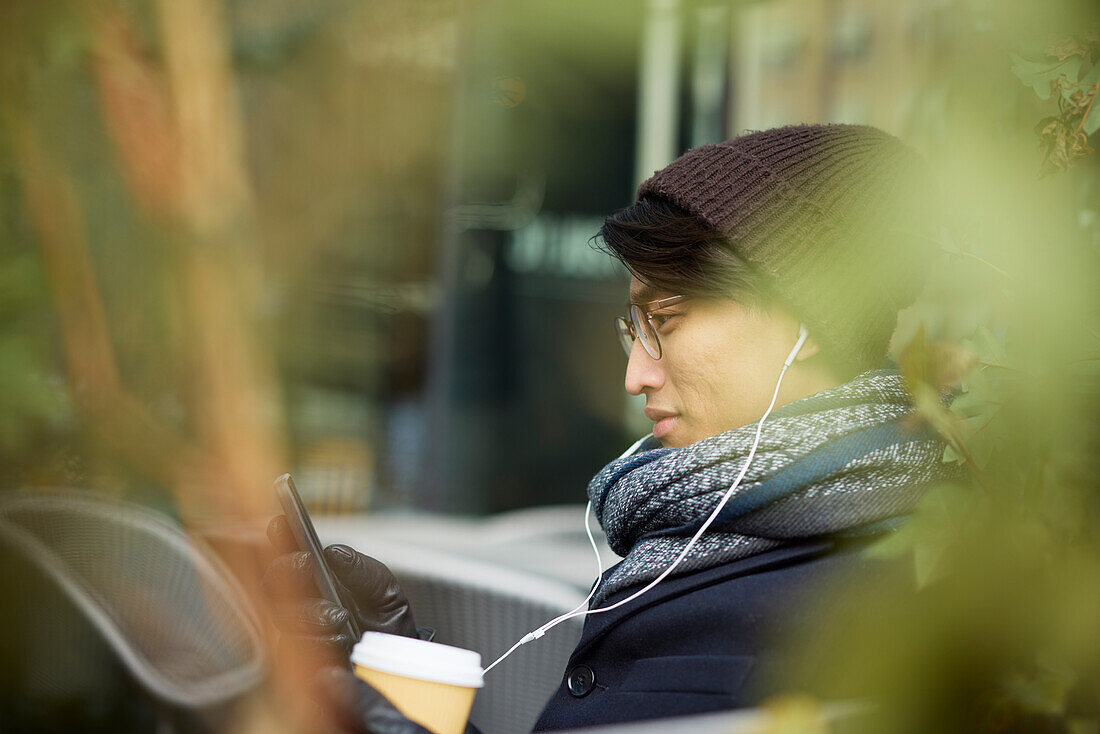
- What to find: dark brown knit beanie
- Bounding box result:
[637,123,940,372]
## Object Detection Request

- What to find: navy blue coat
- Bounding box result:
[532,538,882,730]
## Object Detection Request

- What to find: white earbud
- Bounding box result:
[784,324,809,368]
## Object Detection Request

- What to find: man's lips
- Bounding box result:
[644,408,679,439]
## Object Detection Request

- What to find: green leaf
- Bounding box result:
[966,325,1007,367]
[1011,53,1084,101]
[1084,95,1100,137]
[950,389,990,418]
[1078,58,1100,88]
[865,483,976,587]
[965,418,999,468]
[1075,58,1100,137]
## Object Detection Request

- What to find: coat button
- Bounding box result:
[567,664,596,697]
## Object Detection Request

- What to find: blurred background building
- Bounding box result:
[0,0,1085,518]
[299,0,947,515]
[234,0,950,516]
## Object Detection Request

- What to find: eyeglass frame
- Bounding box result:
[615,294,687,360]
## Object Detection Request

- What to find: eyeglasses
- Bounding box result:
[614,295,686,360]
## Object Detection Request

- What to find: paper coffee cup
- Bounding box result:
[351,632,484,734]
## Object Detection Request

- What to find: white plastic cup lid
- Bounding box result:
[351,632,484,689]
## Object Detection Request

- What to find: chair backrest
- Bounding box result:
[319,531,585,734]
[0,490,266,709]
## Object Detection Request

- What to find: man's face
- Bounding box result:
[624,277,807,448]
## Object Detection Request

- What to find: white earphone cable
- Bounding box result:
[482,495,604,673]
[483,326,808,674]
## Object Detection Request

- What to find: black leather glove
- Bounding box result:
[263,515,422,657]
[313,667,432,734]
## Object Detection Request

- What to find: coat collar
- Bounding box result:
[568,539,837,660]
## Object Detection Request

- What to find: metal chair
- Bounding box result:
[0,489,266,730]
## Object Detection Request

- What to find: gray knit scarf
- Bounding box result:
[589,369,957,603]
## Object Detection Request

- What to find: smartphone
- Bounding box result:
[274,473,363,641]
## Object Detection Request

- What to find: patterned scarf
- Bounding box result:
[589,369,957,603]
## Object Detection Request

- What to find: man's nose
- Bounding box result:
[624,340,665,395]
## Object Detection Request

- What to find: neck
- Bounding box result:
[777,362,844,407]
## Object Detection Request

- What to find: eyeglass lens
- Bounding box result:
[615,317,634,356]
[615,313,661,358]
[630,304,662,359]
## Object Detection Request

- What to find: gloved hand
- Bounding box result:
[313,667,432,734]
[263,515,422,658]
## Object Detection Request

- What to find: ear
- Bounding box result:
[794,333,821,361]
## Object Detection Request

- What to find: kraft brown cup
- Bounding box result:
[351,632,484,734]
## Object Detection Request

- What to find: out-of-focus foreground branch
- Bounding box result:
[1,0,288,522]
[1,0,310,729]
[4,110,215,496]
[88,0,286,522]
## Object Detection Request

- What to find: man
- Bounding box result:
[265,124,956,732]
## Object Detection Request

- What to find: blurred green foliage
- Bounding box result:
[0,249,72,457]
[1012,32,1100,172]
[796,8,1100,728]
[0,119,74,482]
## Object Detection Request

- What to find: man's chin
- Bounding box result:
[659,425,718,448]
[656,432,691,449]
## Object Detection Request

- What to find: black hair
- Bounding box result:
[594,196,872,380]
[594,196,771,308]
